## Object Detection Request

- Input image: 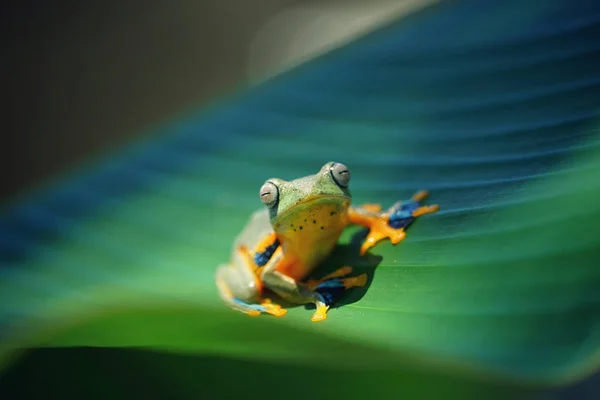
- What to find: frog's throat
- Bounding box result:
[271,194,350,223]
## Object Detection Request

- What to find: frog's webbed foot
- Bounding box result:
[262,266,366,322]
[306,266,368,322]
[350,190,439,255]
[215,246,288,318]
[259,298,287,317]
[239,300,288,318]
[305,265,353,289]
[216,274,288,318]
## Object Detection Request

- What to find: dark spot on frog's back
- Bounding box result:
[313,220,316,224]
[330,211,336,216]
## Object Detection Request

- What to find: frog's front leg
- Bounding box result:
[215,244,287,318]
[260,257,366,322]
[350,190,439,255]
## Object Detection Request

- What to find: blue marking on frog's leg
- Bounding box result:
[233,298,268,313]
[316,279,346,289]
[387,191,438,229]
[254,239,281,267]
[387,200,418,229]
[314,279,346,307]
[313,273,368,307]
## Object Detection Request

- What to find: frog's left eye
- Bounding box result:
[259,181,279,208]
[330,162,350,188]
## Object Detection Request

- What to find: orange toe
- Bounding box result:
[412,190,429,202]
[389,230,406,245]
[269,308,288,317]
[343,273,368,289]
[412,204,439,217]
[311,305,329,322]
[265,305,288,317]
[360,230,386,255]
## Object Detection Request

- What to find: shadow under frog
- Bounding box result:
[307,240,383,310]
[265,236,383,313]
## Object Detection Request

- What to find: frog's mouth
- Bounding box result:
[273,194,350,222]
[297,193,349,205]
[290,193,350,210]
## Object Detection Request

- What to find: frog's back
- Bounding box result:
[231,208,273,257]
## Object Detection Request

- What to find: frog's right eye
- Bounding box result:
[259,181,279,208]
[330,162,350,188]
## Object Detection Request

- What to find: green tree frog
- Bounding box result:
[215,161,438,322]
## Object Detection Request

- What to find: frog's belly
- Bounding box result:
[274,204,349,281]
[279,235,341,280]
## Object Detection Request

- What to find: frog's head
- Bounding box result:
[259,161,352,223]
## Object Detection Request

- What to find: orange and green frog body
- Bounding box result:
[215,161,439,322]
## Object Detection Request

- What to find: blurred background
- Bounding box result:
[2,0,435,202]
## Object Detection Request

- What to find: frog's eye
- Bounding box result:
[259,181,279,208]
[330,162,350,188]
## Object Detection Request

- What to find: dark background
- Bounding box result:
[2,0,428,202]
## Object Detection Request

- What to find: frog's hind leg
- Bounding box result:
[216,265,260,317]
[309,268,368,314]
[306,265,353,289]
[262,265,367,323]
[215,249,287,318]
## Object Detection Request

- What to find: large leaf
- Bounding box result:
[2,0,600,398]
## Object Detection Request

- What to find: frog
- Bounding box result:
[215,161,439,322]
